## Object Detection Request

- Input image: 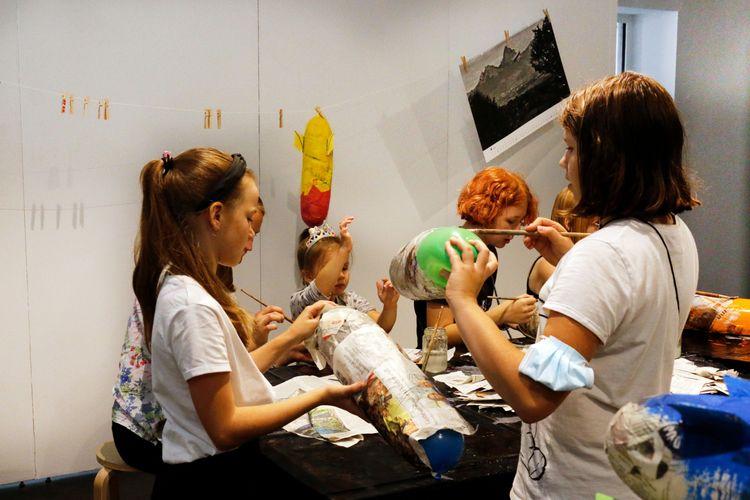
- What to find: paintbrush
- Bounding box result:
[239,288,293,323]
[487,295,523,301]
[467,228,590,239]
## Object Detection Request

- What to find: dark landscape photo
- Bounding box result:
[462,15,570,155]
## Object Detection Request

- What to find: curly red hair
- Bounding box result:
[457,167,538,226]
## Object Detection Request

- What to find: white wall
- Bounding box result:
[620,0,750,296]
[619,6,678,95]
[0,0,616,482]
[0,0,35,483]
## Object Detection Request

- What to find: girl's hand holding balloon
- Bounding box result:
[444,237,498,306]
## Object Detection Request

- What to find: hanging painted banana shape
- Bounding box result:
[295,107,334,227]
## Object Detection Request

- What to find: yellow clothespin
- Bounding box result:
[279,108,283,128]
[460,56,468,73]
[204,108,212,129]
[68,94,74,114]
[504,30,511,46]
[216,109,222,129]
[103,98,110,120]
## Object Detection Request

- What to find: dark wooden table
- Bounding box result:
[261,363,521,499]
[260,338,750,499]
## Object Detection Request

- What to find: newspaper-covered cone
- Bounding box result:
[310,305,474,473]
[389,226,478,301]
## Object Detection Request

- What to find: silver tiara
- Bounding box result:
[306,222,336,249]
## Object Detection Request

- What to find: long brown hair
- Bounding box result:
[560,72,699,218]
[133,147,254,346]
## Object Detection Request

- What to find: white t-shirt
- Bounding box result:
[151,274,275,464]
[511,217,699,499]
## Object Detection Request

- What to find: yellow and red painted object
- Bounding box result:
[295,108,334,227]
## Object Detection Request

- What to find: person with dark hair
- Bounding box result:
[443,72,700,498]
[414,166,539,348]
[133,148,364,496]
[291,216,399,332]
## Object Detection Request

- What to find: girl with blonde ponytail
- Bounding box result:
[134,147,364,497]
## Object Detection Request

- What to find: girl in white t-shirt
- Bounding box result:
[443,72,701,499]
[132,148,364,497]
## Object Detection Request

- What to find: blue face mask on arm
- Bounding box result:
[518,336,594,392]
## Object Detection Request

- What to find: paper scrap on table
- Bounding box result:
[671,357,737,395]
[434,371,492,395]
[273,375,378,447]
[432,370,512,410]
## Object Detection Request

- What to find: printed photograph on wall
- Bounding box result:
[462,14,570,162]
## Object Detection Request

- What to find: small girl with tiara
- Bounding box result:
[291,216,399,332]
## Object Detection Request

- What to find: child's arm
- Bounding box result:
[423,295,534,346]
[373,278,399,333]
[251,302,322,371]
[189,373,365,451]
[189,301,366,451]
[245,306,287,351]
[424,302,463,346]
[493,295,536,325]
[314,216,354,297]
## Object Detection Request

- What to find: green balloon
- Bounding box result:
[415,227,479,289]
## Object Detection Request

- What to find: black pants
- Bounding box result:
[151,439,321,499]
[111,422,163,474]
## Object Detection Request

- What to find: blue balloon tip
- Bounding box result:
[419,429,465,474]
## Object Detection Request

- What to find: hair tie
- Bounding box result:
[161,150,173,176]
[305,222,336,250]
[193,153,248,211]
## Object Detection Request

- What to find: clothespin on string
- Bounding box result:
[460,55,468,73]
[279,108,283,128]
[216,109,222,129]
[204,108,212,129]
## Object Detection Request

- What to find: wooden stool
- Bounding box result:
[94,441,140,500]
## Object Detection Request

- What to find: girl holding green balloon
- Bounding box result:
[443,73,700,499]
[412,167,538,348]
